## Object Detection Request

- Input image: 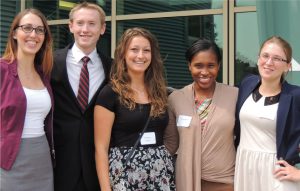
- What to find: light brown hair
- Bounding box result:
[259,36,292,82]
[2,8,53,76]
[111,27,168,117]
[259,36,292,63]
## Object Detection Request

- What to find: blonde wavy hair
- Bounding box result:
[110,27,168,117]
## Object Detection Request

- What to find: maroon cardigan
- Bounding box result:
[0,58,54,170]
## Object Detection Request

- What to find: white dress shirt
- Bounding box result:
[66,44,105,102]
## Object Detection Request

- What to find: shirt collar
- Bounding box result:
[252,87,280,105]
[71,44,98,65]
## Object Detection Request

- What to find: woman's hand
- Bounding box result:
[274,160,300,182]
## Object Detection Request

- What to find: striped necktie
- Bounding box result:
[77,56,90,112]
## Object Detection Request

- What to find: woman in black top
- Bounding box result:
[94,27,175,191]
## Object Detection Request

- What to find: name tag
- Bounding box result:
[177,115,192,128]
[140,132,156,145]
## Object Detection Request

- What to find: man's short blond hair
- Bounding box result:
[69,2,106,25]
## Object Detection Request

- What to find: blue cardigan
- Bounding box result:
[235,75,300,165]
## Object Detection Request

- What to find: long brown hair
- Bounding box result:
[2,8,53,76]
[111,27,168,117]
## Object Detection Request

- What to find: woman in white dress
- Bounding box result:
[234,36,300,191]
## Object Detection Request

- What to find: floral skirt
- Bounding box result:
[109,145,176,191]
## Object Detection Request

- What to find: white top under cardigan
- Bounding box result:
[22,87,51,138]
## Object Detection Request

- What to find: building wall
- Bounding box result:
[2,0,297,86]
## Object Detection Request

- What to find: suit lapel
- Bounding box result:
[238,80,259,112]
[54,44,111,113]
[62,62,80,107]
[54,44,83,111]
[276,84,292,150]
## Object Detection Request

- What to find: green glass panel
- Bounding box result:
[117,0,223,15]
[0,0,20,55]
[256,0,300,85]
[26,0,111,20]
[235,12,259,85]
[235,0,256,7]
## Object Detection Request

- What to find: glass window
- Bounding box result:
[235,0,256,7]
[287,62,300,85]
[0,1,20,54]
[235,11,300,86]
[235,12,259,85]
[50,22,111,57]
[255,0,300,85]
[50,25,73,50]
[117,0,223,15]
[117,15,223,89]
[26,0,111,20]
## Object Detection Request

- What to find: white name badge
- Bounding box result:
[177,115,192,128]
[140,132,156,145]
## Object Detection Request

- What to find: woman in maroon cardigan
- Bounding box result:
[0,8,54,190]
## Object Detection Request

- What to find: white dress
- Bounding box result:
[234,94,300,191]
